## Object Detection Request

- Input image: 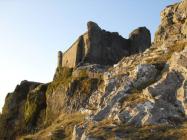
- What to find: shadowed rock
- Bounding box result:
[129,27,151,54]
[61,21,151,68]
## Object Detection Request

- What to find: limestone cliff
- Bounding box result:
[0,1,187,140]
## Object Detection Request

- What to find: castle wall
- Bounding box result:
[83,33,89,55]
[62,39,80,68]
[58,51,63,67]
[61,22,151,68]
[62,34,89,68]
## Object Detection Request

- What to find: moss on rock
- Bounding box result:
[24,83,48,129]
[0,81,42,139]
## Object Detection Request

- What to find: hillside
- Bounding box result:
[0,1,187,140]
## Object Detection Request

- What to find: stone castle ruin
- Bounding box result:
[58,21,151,68]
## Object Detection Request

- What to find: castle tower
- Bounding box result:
[58,51,63,67]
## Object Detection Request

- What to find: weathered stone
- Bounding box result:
[118,101,154,126]
[154,0,187,45]
[58,51,63,67]
[184,80,187,102]
[0,81,46,139]
[61,21,130,67]
[2,1,187,140]
[93,92,129,121]
[182,20,187,35]
[61,21,151,68]
[178,0,187,15]
[150,99,184,124]
[72,125,86,140]
[129,27,151,54]
[148,71,184,104]
[87,21,101,33]
[133,64,158,89]
[92,75,133,121]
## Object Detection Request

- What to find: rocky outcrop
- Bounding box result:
[0,81,48,139]
[1,1,187,140]
[154,0,187,45]
[45,67,101,124]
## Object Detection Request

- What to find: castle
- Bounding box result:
[58,21,151,68]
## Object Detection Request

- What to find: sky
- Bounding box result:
[0,0,180,112]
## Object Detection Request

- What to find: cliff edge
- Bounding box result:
[0,1,187,140]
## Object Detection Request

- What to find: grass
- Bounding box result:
[47,67,73,94]
[21,113,86,140]
[85,119,187,140]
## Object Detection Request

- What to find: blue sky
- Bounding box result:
[0,0,180,112]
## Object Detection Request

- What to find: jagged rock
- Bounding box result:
[91,63,164,123]
[24,83,48,129]
[117,64,186,125]
[46,67,100,123]
[133,64,159,89]
[87,21,102,33]
[1,1,187,139]
[0,80,47,139]
[72,124,87,140]
[154,0,187,45]
[118,101,154,126]
[45,67,73,123]
[141,71,185,124]
[129,27,151,54]
[92,75,133,121]
[92,92,129,121]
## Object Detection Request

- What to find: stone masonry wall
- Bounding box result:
[61,21,151,68]
[62,37,81,68]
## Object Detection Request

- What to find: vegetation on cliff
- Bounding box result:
[0,1,187,140]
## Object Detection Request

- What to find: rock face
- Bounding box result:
[0,81,48,140]
[45,67,101,124]
[1,1,187,140]
[62,21,151,68]
[154,0,187,45]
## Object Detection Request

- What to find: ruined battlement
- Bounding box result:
[58,21,151,68]
[58,51,63,67]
